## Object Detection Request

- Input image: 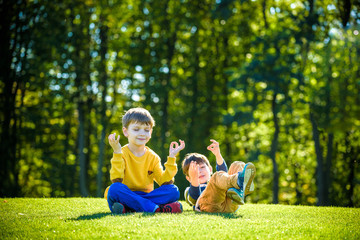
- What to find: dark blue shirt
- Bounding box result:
[188,161,228,200]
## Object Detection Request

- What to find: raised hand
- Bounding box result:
[169,140,185,158]
[207,139,224,165]
[188,161,200,187]
[108,133,122,153]
[207,139,221,157]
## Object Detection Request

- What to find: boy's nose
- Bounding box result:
[140,130,148,135]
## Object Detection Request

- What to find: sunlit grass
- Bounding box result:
[1,198,359,239]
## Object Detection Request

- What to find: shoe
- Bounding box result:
[227,187,245,205]
[247,181,255,196]
[112,202,126,214]
[156,201,183,213]
[227,180,255,204]
[238,162,256,196]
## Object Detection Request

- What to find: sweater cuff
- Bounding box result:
[110,153,125,180]
[166,156,176,165]
[111,152,123,162]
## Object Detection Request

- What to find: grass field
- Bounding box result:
[1,198,359,239]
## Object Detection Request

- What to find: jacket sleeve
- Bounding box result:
[216,161,228,172]
[109,153,125,180]
[184,187,197,206]
[153,156,177,185]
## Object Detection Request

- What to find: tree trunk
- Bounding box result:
[0,1,22,197]
[71,5,90,197]
[261,0,268,29]
[345,132,357,207]
[160,5,176,160]
[62,115,71,196]
[324,133,333,205]
[187,34,200,154]
[97,16,109,197]
[77,100,88,196]
[310,111,324,206]
[270,93,279,204]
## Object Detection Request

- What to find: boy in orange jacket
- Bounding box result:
[182,140,255,213]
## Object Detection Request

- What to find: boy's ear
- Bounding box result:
[122,127,128,137]
[185,175,191,182]
[209,166,213,174]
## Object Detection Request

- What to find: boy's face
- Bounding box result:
[123,122,152,147]
[198,162,212,184]
[186,162,212,184]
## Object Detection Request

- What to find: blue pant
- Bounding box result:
[107,182,180,212]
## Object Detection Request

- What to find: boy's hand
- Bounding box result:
[207,139,221,157]
[108,133,122,153]
[207,139,224,165]
[169,140,185,158]
[188,161,200,187]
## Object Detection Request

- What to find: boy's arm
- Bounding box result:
[153,156,177,186]
[207,139,224,165]
[184,186,200,206]
[185,161,201,205]
[154,140,185,185]
[108,133,122,154]
[216,161,228,172]
[169,140,185,158]
[109,153,125,182]
[108,133,125,182]
[207,139,228,171]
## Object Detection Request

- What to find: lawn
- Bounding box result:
[1,198,359,239]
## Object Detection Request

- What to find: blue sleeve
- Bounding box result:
[188,184,201,200]
[216,161,228,172]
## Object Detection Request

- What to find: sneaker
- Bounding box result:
[238,162,256,196]
[112,202,126,214]
[156,201,183,213]
[247,181,255,196]
[227,162,256,204]
[227,187,245,205]
[227,181,255,204]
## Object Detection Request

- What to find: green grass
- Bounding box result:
[1,198,359,239]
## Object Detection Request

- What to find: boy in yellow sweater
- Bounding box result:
[104,107,185,213]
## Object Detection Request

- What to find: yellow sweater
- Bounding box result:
[108,145,177,193]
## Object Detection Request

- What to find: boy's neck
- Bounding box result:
[128,143,147,157]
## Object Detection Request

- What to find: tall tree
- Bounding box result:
[70,1,92,197]
[96,10,109,197]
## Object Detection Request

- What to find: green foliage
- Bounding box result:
[1,198,360,239]
[0,0,359,207]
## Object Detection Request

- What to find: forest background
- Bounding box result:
[1,0,359,207]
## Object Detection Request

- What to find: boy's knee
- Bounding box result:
[228,161,245,175]
[108,182,125,196]
[166,184,179,194]
[163,184,180,201]
[209,172,223,182]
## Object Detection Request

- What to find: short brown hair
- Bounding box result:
[122,107,155,128]
[182,153,211,176]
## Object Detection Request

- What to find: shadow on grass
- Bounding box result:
[71,212,162,220]
[71,210,242,220]
[71,212,112,221]
[195,211,243,219]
